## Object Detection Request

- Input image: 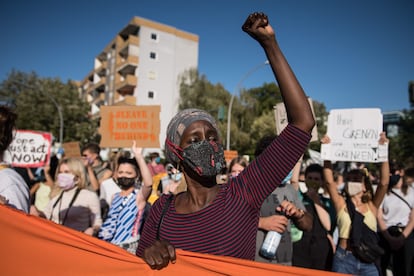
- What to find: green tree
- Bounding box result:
[178,70,331,157]
[307,100,328,153]
[389,109,414,167]
[244,82,283,117]
[0,70,99,144]
[179,69,232,146]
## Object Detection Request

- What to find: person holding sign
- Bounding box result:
[0,105,29,213]
[322,132,390,276]
[98,141,153,254]
[136,12,315,270]
[42,157,102,236]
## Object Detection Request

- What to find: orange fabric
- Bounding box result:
[0,205,343,275]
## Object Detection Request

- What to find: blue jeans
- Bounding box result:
[332,247,379,276]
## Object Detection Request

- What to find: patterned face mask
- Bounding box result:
[182,140,225,178]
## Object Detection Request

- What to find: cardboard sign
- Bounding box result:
[224,150,238,165]
[321,108,387,163]
[62,141,81,158]
[99,105,161,148]
[4,130,52,168]
[274,98,319,142]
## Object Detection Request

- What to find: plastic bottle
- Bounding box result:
[259,230,282,259]
[259,195,286,259]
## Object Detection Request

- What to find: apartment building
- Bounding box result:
[80,16,199,152]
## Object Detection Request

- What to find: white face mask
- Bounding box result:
[347,181,363,196]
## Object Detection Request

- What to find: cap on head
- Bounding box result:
[165,108,219,166]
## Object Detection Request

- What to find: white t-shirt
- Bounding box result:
[100,178,120,205]
[0,168,30,213]
[381,187,414,227]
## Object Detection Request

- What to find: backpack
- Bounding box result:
[345,197,384,263]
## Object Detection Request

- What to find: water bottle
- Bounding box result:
[259,195,285,259]
[259,230,282,259]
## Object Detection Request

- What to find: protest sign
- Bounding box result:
[4,130,52,167]
[99,105,161,148]
[62,142,81,158]
[224,150,238,165]
[321,108,387,163]
[274,98,319,142]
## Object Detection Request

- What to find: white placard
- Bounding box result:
[274,98,318,142]
[3,130,52,167]
[321,108,387,163]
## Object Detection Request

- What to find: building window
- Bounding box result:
[150,52,157,59]
[148,91,155,99]
[148,71,157,80]
[151,33,158,41]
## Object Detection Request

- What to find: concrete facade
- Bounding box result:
[80,16,199,154]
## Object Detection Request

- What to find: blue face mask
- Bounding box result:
[337,182,345,192]
[171,172,182,182]
[155,157,161,164]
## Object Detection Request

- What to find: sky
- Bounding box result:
[1,0,413,113]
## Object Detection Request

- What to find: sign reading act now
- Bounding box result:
[4,130,52,168]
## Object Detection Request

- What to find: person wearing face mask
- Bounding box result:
[147,152,166,177]
[98,141,152,254]
[377,164,414,276]
[254,135,312,266]
[42,157,102,236]
[136,12,315,270]
[322,133,390,276]
[228,156,249,178]
[292,163,335,271]
[158,164,186,195]
[81,142,113,193]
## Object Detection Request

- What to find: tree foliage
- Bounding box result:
[179,69,230,146]
[0,70,99,145]
[179,70,331,157]
[389,109,414,167]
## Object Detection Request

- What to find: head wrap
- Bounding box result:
[165,108,220,166]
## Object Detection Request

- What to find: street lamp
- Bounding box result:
[46,94,64,145]
[226,60,269,151]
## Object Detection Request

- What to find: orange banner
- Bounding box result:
[99,105,161,148]
[0,205,343,276]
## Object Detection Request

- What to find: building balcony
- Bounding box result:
[95,61,107,77]
[117,56,138,75]
[90,92,106,105]
[118,35,139,54]
[113,95,137,106]
[115,75,137,96]
[92,77,106,93]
